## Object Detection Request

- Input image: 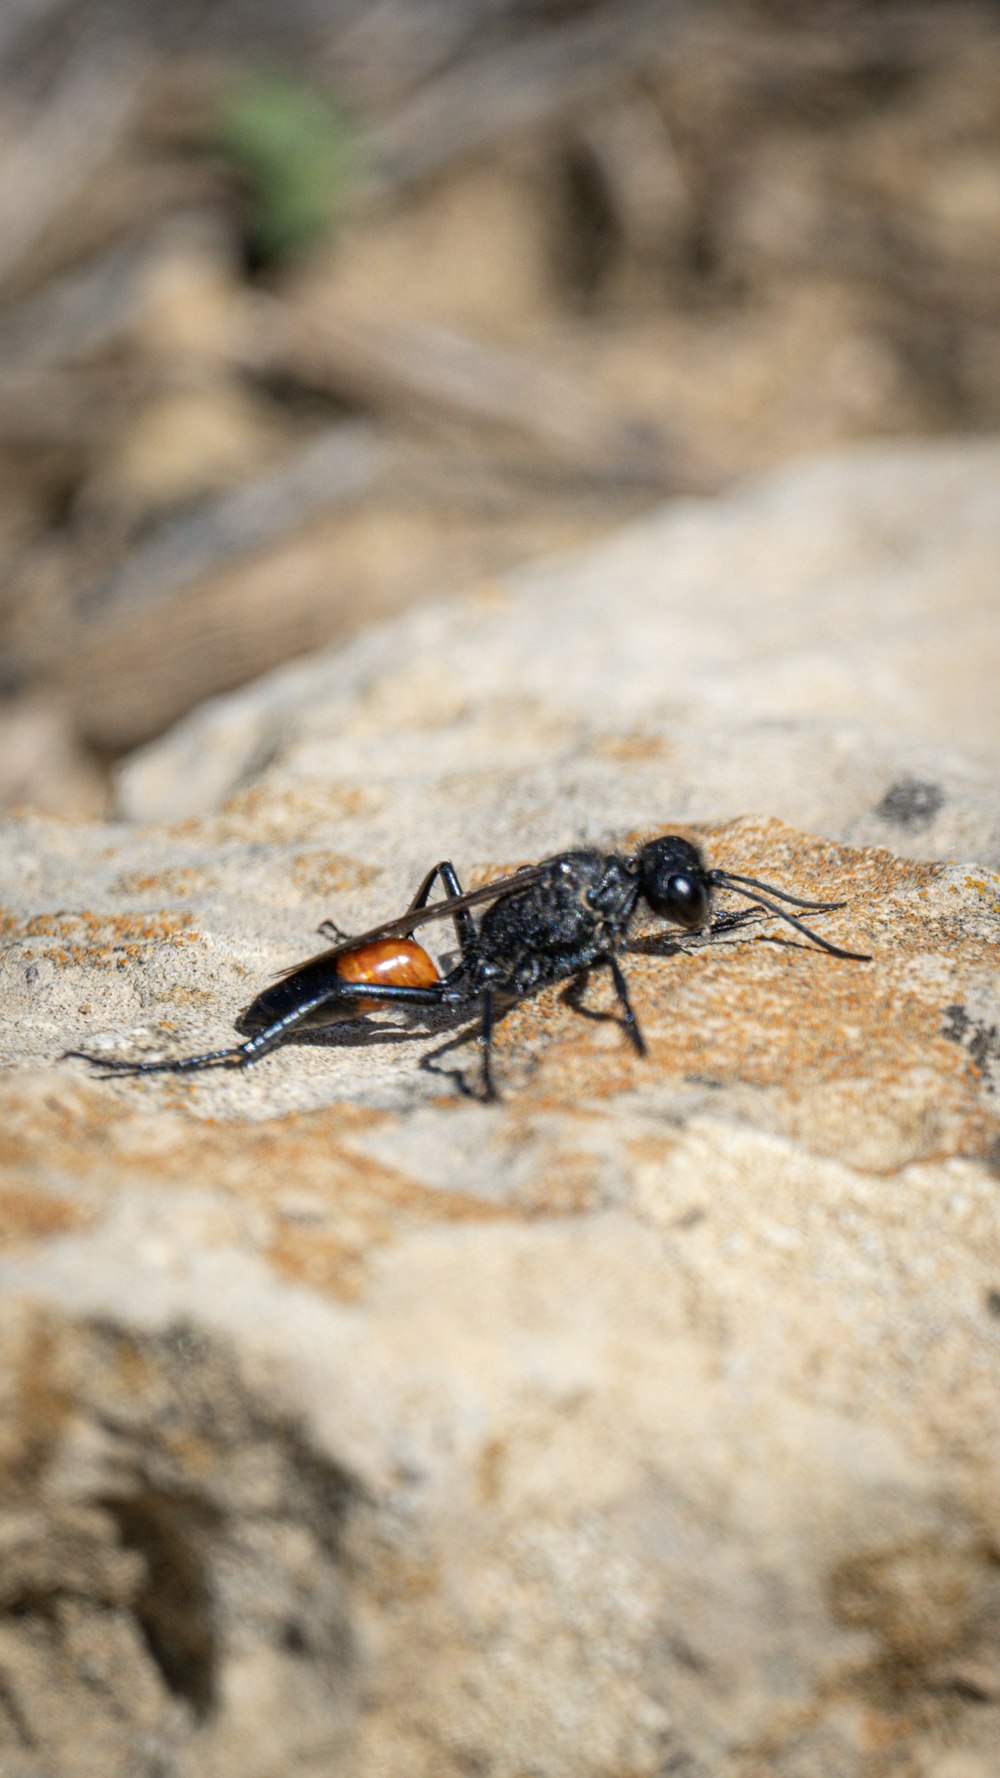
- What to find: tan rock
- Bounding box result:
[1,439,1000,1776]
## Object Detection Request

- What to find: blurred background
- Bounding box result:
[0,0,997,818]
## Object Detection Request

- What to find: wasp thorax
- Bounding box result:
[636,836,711,929]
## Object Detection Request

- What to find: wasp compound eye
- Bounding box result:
[663,872,709,929]
[637,836,711,929]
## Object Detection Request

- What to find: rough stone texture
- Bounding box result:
[1,439,1000,1778]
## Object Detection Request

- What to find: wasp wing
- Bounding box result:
[270,863,547,983]
[392,863,545,933]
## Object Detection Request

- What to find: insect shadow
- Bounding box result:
[66,836,870,1101]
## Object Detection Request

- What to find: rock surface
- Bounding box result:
[2,439,1000,1778]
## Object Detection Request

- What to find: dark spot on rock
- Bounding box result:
[101,1488,221,1718]
[282,1618,309,1654]
[985,1290,1000,1318]
[673,1207,706,1230]
[161,1322,210,1363]
[456,1754,492,1778]
[942,1005,1000,1093]
[942,1004,970,1043]
[874,779,945,829]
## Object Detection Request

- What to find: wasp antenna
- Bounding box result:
[712,883,871,960]
[711,869,846,913]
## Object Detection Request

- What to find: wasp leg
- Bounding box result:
[625,908,762,957]
[64,983,351,1077]
[316,915,355,941]
[67,980,456,1078]
[64,1042,254,1077]
[606,956,646,1057]
[479,990,498,1101]
[405,859,476,958]
[408,859,465,908]
[318,859,476,953]
[563,959,647,1056]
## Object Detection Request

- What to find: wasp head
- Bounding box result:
[636,835,711,930]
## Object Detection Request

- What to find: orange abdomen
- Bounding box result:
[335,938,440,1012]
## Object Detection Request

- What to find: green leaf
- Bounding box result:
[216,71,356,264]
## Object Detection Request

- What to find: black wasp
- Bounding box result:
[68,835,870,1100]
